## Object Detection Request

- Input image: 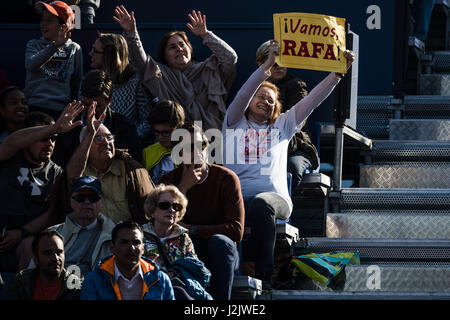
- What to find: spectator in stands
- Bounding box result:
[24,1,83,120]
[49,101,154,226]
[47,176,115,276]
[114,6,237,131]
[143,184,212,300]
[0,103,83,272]
[142,100,185,184]
[8,229,82,300]
[63,0,100,25]
[159,122,244,300]
[90,33,152,140]
[222,40,355,289]
[81,221,174,300]
[0,87,29,143]
[52,70,142,167]
[256,41,319,193]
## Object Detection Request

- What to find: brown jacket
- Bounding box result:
[48,149,154,226]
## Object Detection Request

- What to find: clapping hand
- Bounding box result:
[187,10,208,39]
[113,5,136,34]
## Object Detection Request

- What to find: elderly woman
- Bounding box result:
[113,6,237,131]
[143,184,195,268]
[143,184,212,300]
[223,40,355,288]
[90,33,151,139]
[0,86,29,143]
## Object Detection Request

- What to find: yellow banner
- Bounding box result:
[273,12,347,73]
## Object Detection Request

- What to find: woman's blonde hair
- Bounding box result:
[97,33,134,84]
[144,184,188,224]
[246,81,282,124]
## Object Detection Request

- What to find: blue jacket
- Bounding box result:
[81,255,174,300]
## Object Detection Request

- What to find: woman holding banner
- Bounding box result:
[222,40,354,289]
[113,5,237,131]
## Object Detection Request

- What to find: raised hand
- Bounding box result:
[186,10,208,38]
[261,40,280,73]
[113,5,136,34]
[85,101,106,135]
[54,24,71,47]
[343,50,356,71]
[54,100,84,133]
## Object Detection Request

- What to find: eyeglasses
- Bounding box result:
[93,134,115,144]
[153,128,174,137]
[91,47,104,54]
[41,134,58,143]
[157,201,183,212]
[170,140,208,151]
[255,93,275,106]
[72,193,102,203]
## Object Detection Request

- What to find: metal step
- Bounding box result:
[340,188,450,214]
[356,95,397,139]
[271,290,450,300]
[326,213,450,239]
[364,140,450,165]
[389,119,450,140]
[403,95,450,119]
[359,165,450,188]
[274,265,450,293]
[297,238,450,266]
[433,51,450,73]
[418,74,450,95]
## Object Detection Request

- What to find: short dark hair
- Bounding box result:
[0,86,22,107]
[111,221,143,244]
[32,229,64,256]
[181,122,209,145]
[23,111,55,128]
[81,70,113,101]
[147,100,185,128]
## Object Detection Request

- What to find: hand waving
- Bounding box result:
[54,24,71,47]
[85,101,106,136]
[113,5,136,34]
[54,101,84,134]
[187,10,208,39]
[262,40,280,73]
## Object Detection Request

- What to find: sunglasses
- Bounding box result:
[153,128,174,137]
[94,134,115,144]
[41,134,58,143]
[157,201,183,212]
[72,193,102,203]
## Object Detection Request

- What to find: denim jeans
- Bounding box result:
[287,151,312,194]
[244,192,291,276]
[192,234,240,300]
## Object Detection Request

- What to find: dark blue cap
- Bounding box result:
[72,176,102,195]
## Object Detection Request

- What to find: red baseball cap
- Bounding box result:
[35,1,75,30]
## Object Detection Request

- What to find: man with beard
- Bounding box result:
[81,221,174,300]
[0,102,83,273]
[8,229,82,300]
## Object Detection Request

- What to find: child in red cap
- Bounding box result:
[24,1,83,120]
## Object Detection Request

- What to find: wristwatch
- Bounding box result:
[18,227,31,239]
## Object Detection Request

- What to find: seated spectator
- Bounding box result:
[142,100,185,184]
[256,41,319,193]
[222,40,355,289]
[49,103,154,226]
[0,103,83,272]
[81,221,174,300]
[159,123,244,300]
[143,184,212,300]
[114,6,238,131]
[8,229,82,300]
[0,86,29,143]
[48,176,115,276]
[24,1,83,120]
[90,32,152,140]
[52,69,142,167]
